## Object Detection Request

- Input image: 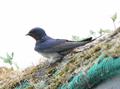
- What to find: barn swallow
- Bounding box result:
[26,27,93,64]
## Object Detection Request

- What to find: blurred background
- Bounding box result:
[0,0,120,69]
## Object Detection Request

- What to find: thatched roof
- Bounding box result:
[1,27,120,89]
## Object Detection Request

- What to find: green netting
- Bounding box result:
[15,80,32,89]
[60,55,120,89]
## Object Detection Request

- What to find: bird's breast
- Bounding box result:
[38,52,62,59]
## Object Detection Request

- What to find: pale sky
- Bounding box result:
[0,0,120,69]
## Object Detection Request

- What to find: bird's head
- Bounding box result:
[26,27,46,40]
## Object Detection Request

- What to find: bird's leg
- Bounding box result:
[48,55,64,67]
[48,58,58,67]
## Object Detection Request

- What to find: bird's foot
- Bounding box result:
[47,57,63,67]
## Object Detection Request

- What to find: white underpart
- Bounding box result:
[40,52,62,64]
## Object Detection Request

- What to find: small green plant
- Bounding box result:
[98,29,112,36]
[0,52,14,65]
[72,35,81,41]
[89,29,111,38]
[111,12,117,29]
[0,52,19,69]
[89,30,96,37]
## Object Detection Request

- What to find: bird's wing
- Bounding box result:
[35,39,66,52]
[41,39,92,53]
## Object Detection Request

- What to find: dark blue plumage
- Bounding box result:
[27,27,92,64]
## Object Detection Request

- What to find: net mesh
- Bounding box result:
[60,54,120,89]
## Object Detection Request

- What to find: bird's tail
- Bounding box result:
[80,36,100,43]
[79,37,93,42]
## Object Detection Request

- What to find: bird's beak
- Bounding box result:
[26,33,29,36]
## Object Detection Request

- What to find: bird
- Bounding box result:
[26,27,93,64]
